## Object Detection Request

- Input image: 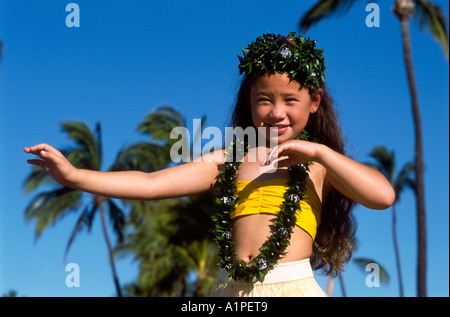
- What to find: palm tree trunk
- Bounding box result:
[394,0,427,297]
[337,271,346,297]
[326,276,334,296]
[392,204,404,296]
[99,203,123,297]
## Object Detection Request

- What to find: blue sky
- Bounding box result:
[0,0,448,297]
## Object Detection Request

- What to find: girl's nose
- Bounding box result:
[269,104,286,120]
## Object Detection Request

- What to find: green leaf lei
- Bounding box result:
[212,131,311,283]
[237,32,326,89]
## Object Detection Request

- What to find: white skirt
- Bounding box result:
[210,258,327,297]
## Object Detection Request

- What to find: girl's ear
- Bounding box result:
[310,88,323,114]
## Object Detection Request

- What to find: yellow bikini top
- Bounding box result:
[231,179,322,240]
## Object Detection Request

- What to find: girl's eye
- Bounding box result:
[286,98,299,103]
[257,98,271,104]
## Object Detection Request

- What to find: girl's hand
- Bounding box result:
[24,143,77,187]
[260,140,318,167]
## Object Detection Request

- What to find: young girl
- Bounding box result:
[24,32,395,297]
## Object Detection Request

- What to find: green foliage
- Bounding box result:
[238,32,326,88]
[299,0,359,32]
[117,106,218,297]
[23,120,126,296]
[414,0,449,57]
[353,257,390,285]
[366,145,415,202]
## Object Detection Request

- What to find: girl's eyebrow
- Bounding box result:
[281,92,301,98]
[253,91,301,98]
[254,90,273,96]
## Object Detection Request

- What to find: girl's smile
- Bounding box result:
[249,73,321,144]
[270,125,289,134]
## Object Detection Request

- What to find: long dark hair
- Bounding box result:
[230,73,357,276]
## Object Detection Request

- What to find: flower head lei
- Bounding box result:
[238,32,326,89]
[212,131,312,283]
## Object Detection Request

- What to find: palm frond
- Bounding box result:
[353,257,390,284]
[414,0,449,57]
[173,239,218,294]
[299,0,359,32]
[109,142,171,172]
[84,200,99,232]
[107,198,126,244]
[394,162,416,200]
[95,122,103,168]
[366,146,415,202]
[137,246,181,295]
[24,186,82,239]
[61,121,101,170]
[137,106,186,144]
[23,165,55,194]
[367,146,395,182]
[64,205,92,262]
[156,105,186,126]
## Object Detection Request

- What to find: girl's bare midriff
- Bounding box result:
[233,214,314,263]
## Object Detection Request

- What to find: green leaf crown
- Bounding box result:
[238,32,326,88]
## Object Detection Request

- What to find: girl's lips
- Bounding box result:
[268,125,289,134]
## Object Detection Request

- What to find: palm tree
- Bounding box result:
[119,193,217,296]
[365,146,415,297]
[24,121,125,297]
[174,239,218,296]
[119,198,191,296]
[299,0,448,297]
[117,106,217,296]
[137,105,206,163]
[326,238,390,296]
[2,290,20,297]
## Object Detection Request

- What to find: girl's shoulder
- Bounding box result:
[193,148,227,165]
[192,149,228,180]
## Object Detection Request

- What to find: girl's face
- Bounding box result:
[249,73,321,145]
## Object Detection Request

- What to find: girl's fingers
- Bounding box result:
[24,143,61,158]
[259,140,315,167]
[24,144,62,168]
[24,145,43,156]
[27,159,45,168]
[260,145,280,166]
[24,143,51,153]
[39,147,60,164]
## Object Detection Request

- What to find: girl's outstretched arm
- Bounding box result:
[24,143,223,200]
[261,140,395,210]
